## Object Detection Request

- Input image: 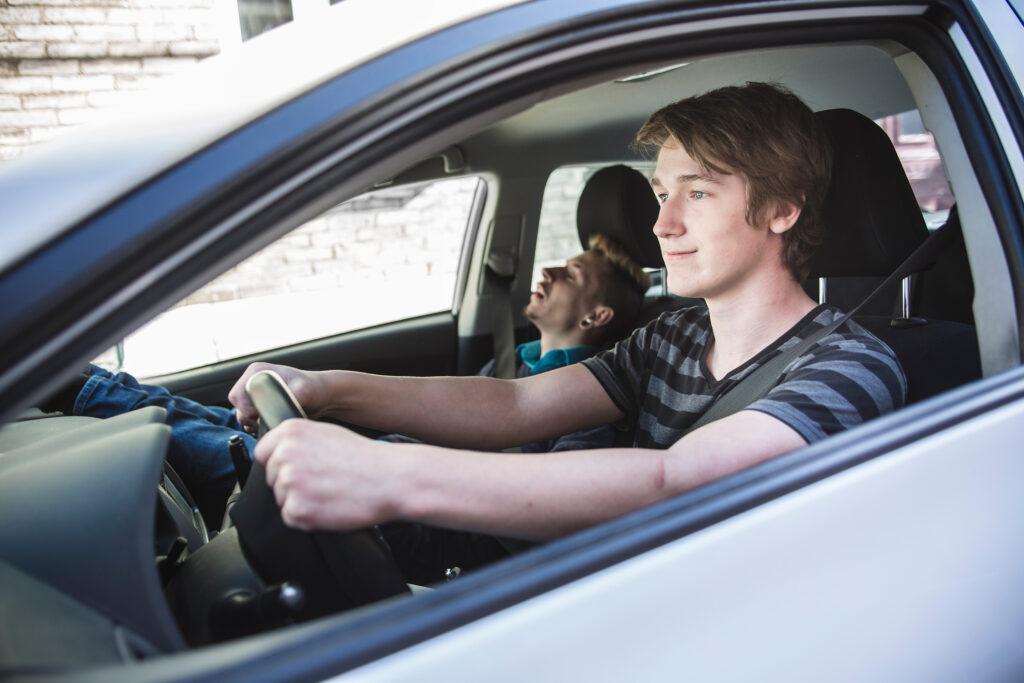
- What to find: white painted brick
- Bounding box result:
[109,41,169,57]
[17,59,80,76]
[81,58,142,75]
[0,62,17,77]
[161,7,213,25]
[0,76,51,94]
[168,40,218,57]
[47,42,107,58]
[0,126,30,143]
[29,125,63,143]
[51,74,115,92]
[0,145,28,160]
[13,24,76,42]
[285,246,334,263]
[23,92,88,109]
[0,94,20,110]
[191,22,221,41]
[106,7,163,24]
[0,109,59,126]
[41,7,108,23]
[0,41,47,59]
[8,0,86,6]
[0,7,42,23]
[74,24,136,42]
[141,56,191,73]
[136,24,189,42]
[132,0,191,8]
[86,88,132,107]
[57,107,95,124]
[113,73,162,90]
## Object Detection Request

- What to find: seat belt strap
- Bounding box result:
[686,222,954,433]
[485,248,518,380]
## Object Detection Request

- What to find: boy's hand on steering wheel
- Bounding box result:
[229,363,329,434]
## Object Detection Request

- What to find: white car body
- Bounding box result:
[0,1,1021,681]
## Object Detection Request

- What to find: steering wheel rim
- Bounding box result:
[230,370,409,621]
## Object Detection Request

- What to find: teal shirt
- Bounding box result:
[515,340,597,375]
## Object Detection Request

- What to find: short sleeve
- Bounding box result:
[747,330,907,443]
[581,319,656,426]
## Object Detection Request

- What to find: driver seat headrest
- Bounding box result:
[809,108,929,278]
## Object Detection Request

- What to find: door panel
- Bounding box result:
[153,312,457,408]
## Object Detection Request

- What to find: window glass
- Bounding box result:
[237,0,293,40]
[532,163,655,287]
[100,176,482,378]
[875,110,955,229]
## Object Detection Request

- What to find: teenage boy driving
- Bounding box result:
[230,82,906,542]
[42,234,648,525]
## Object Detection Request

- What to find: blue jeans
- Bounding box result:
[76,365,254,525]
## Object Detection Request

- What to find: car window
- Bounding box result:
[98,176,483,377]
[532,163,655,287]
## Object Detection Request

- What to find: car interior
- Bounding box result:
[0,17,1016,678]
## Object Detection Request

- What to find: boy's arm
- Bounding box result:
[230,362,623,450]
[254,406,806,540]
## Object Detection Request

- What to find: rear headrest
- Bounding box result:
[576,164,663,268]
[809,109,928,278]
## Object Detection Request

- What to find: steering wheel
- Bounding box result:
[229,370,409,621]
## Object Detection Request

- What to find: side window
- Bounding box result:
[102,176,483,377]
[532,163,655,286]
[875,109,955,228]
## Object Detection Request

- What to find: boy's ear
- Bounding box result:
[583,305,615,330]
[768,199,803,235]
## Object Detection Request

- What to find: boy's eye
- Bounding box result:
[692,190,708,200]
[656,193,668,204]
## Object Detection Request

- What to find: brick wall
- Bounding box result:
[182,180,477,307]
[0,0,223,160]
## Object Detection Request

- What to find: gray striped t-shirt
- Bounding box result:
[581,305,906,447]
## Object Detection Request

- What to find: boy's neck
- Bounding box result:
[704,275,817,380]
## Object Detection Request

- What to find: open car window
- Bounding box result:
[97,176,483,377]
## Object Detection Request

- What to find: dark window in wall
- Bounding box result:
[238,0,293,40]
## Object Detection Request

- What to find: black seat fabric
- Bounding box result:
[917,205,975,325]
[810,109,931,279]
[814,109,980,403]
[575,164,663,268]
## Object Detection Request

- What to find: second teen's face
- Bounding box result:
[651,137,782,302]
[524,250,608,331]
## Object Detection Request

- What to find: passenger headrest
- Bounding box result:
[808,109,929,278]
[576,164,663,268]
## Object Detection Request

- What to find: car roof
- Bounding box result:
[462,41,918,177]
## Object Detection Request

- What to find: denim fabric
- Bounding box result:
[76,365,253,526]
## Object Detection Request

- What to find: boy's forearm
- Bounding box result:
[317,371,532,449]
[390,443,674,541]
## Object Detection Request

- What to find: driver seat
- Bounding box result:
[810,108,981,404]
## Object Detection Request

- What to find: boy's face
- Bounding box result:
[651,137,783,302]
[524,250,608,333]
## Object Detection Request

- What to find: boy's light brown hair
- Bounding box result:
[588,233,651,344]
